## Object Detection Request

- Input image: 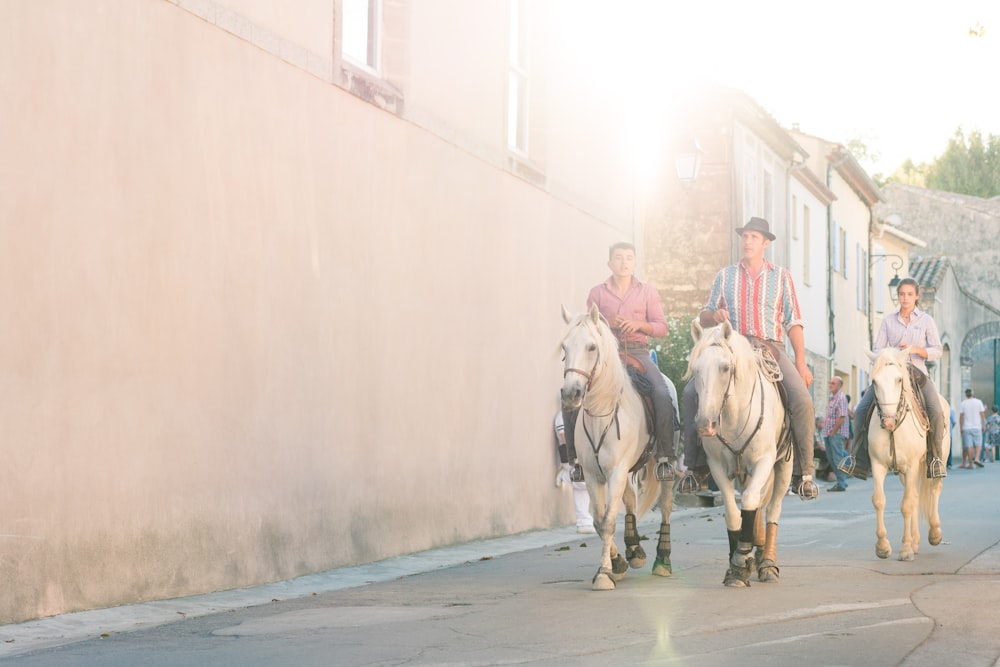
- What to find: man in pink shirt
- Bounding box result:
[563,242,677,483]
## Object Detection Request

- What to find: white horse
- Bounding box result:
[685,320,792,587]
[560,304,675,590]
[866,347,945,561]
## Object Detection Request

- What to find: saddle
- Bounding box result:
[746,340,795,464]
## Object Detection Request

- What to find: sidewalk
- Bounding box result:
[0,504,706,658]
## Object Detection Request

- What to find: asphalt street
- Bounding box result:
[3,462,1000,666]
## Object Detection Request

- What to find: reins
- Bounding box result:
[873,362,928,474]
[714,361,767,480]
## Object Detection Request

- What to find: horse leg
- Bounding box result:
[923,475,943,546]
[872,467,891,559]
[652,479,673,577]
[624,512,646,569]
[751,508,765,572]
[621,479,644,570]
[724,508,756,587]
[757,522,780,582]
[592,473,627,591]
[899,471,919,561]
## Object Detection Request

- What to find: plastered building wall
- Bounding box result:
[0,0,636,623]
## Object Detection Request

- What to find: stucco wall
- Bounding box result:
[0,1,630,623]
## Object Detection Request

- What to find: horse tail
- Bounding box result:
[635,460,660,518]
[918,472,941,528]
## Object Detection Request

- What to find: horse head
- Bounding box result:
[685,319,745,438]
[559,304,622,411]
[869,347,911,432]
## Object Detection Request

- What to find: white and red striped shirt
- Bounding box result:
[702,259,803,343]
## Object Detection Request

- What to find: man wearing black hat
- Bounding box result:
[679,217,820,500]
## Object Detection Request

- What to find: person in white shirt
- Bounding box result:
[959,388,986,469]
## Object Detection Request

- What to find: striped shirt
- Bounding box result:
[873,307,942,376]
[822,390,850,437]
[702,260,804,343]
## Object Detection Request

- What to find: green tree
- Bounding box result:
[650,311,699,411]
[924,128,1000,197]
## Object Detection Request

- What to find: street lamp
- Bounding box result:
[872,253,904,306]
[674,135,703,187]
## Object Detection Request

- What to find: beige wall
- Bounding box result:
[0,0,634,623]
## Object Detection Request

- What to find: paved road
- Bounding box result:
[4,464,1000,666]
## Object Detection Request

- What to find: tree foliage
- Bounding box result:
[924,128,1000,197]
[650,311,699,402]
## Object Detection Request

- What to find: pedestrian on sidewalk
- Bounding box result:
[822,377,850,492]
[984,405,1000,463]
[553,410,595,533]
[959,388,986,468]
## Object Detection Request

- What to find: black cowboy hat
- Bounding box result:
[735,217,776,241]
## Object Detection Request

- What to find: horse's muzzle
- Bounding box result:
[881,417,897,432]
[697,421,718,438]
[561,385,584,411]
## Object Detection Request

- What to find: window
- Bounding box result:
[343,0,381,71]
[872,245,887,314]
[791,195,798,240]
[763,169,773,223]
[841,228,848,277]
[507,0,530,153]
[831,221,840,273]
[802,205,811,286]
[856,245,868,311]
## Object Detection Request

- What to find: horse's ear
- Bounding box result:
[691,318,703,342]
[720,319,733,339]
[866,349,877,361]
[588,302,601,324]
[561,304,572,324]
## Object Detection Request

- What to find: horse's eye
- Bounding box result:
[587,344,597,352]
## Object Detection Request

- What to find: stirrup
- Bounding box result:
[796,477,819,501]
[839,455,868,481]
[569,462,584,483]
[927,457,946,479]
[677,471,702,494]
[655,458,675,482]
[837,455,856,475]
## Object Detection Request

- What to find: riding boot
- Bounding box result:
[926,434,946,479]
[562,408,584,482]
[654,433,676,481]
[839,426,871,481]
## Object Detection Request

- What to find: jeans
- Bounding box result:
[824,434,849,488]
[624,343,676,460]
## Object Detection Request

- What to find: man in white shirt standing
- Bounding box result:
[959,388,986,469]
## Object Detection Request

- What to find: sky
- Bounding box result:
[593,0,1000,177]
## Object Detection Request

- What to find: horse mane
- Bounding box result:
[872,347,914,395]
[684,324,758,382]
[562,310,628,389]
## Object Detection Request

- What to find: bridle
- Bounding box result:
[563,343,601,394]
[873,366,910,428]
[561,319,625,483]
[701,340,771,480]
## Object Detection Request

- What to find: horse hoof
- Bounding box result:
[876,542,891,559]
[723,566,751,587]
[651,558,672,577]
[899,552,915,562]
[627,545,647,569]
[592,570,616,591]
[757,559,779,583]
[929,528,942,546]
